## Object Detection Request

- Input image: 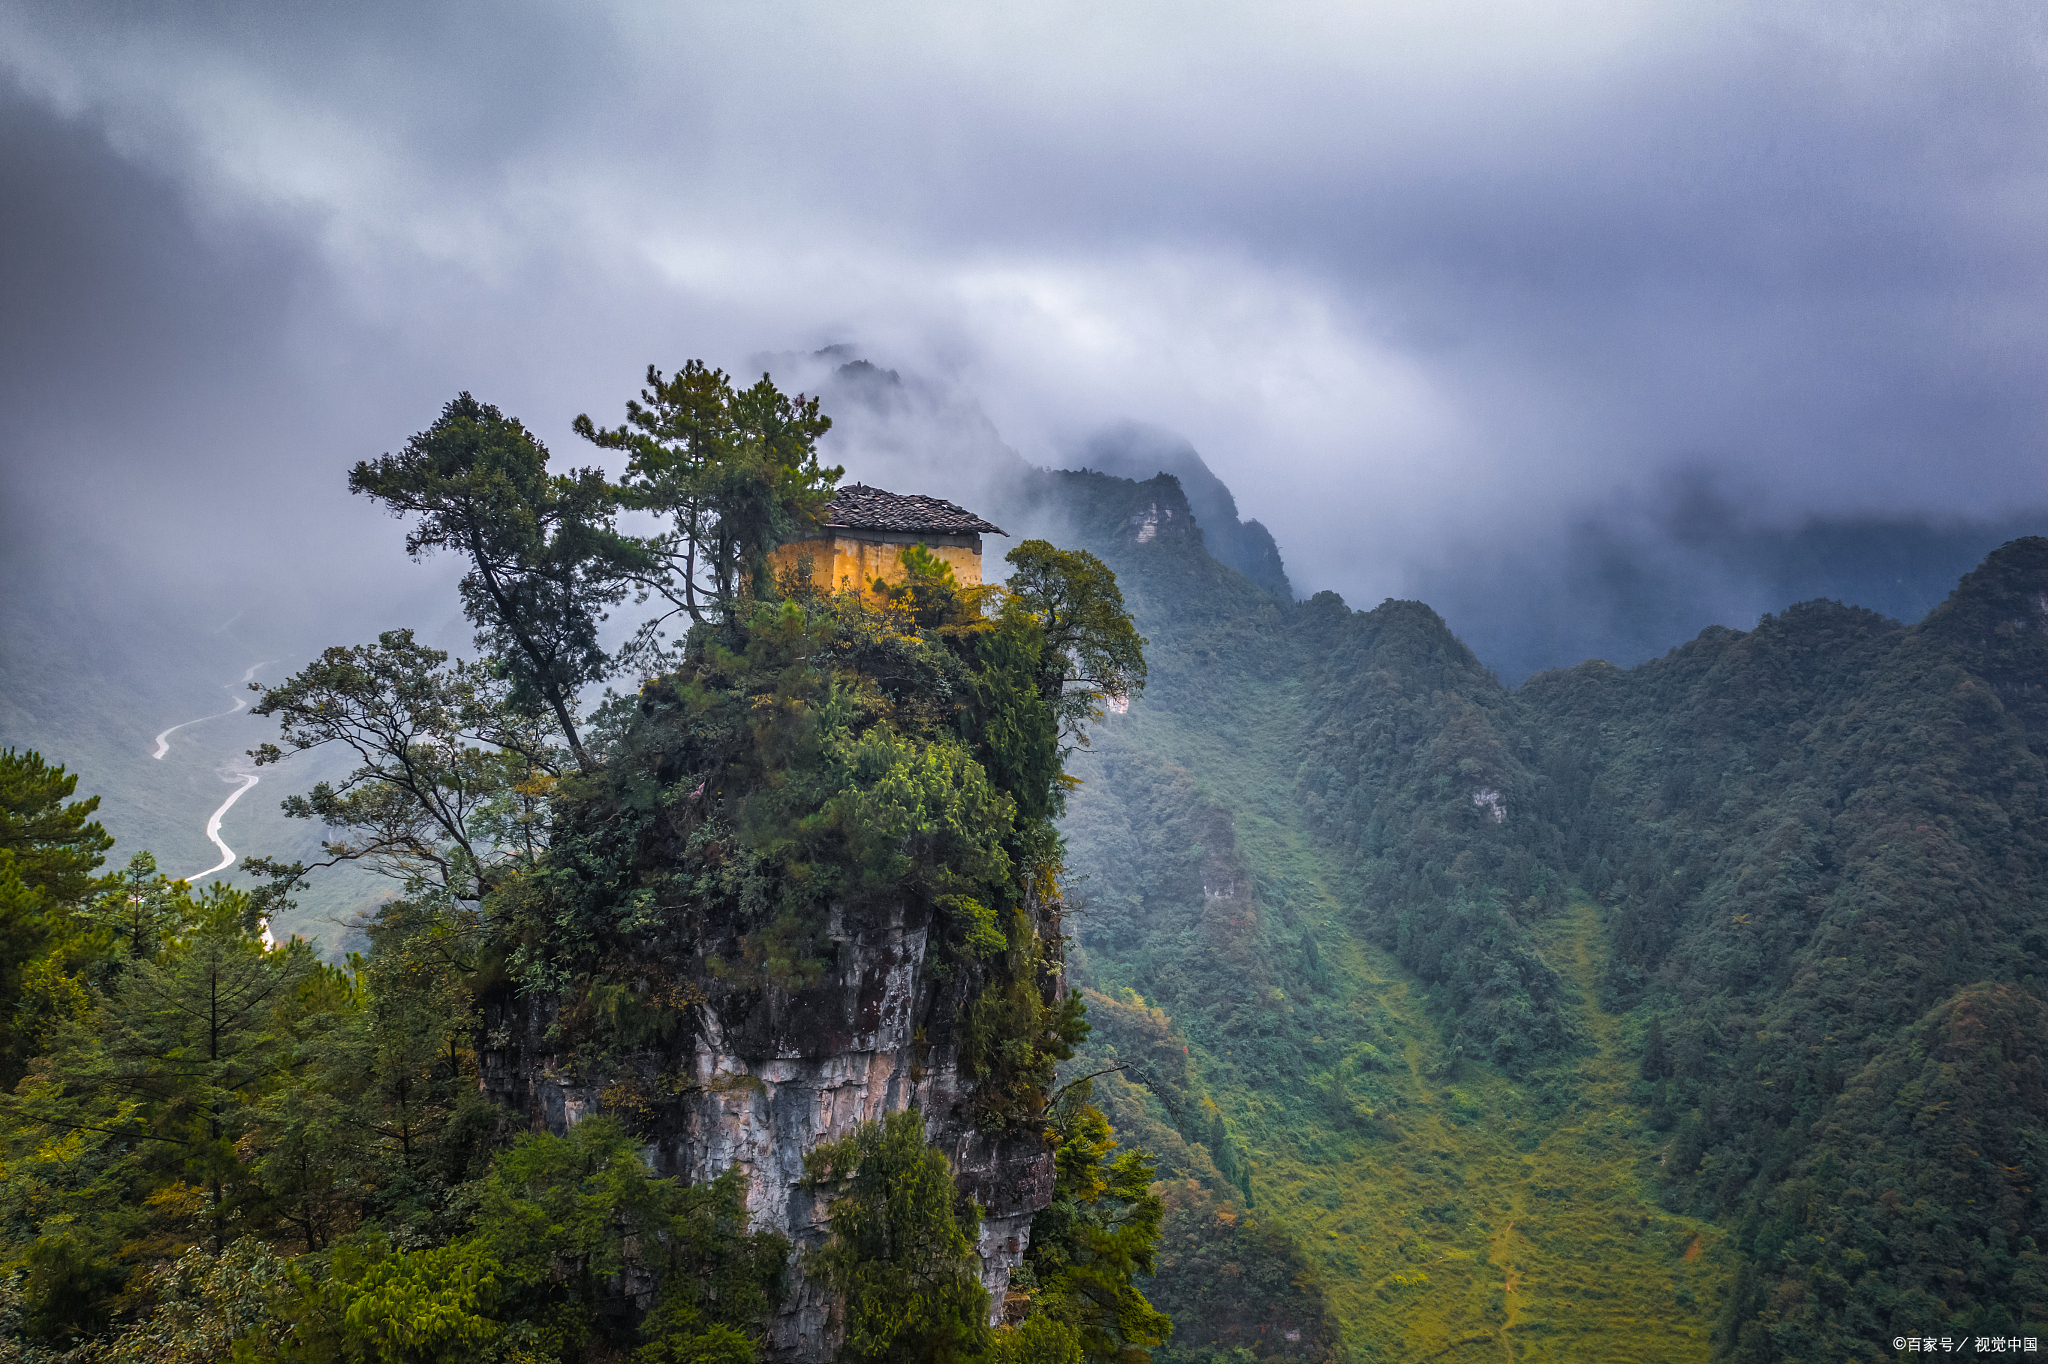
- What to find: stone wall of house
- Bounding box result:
[770,530,986,594]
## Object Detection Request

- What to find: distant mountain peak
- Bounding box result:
[1069,423,1292,599]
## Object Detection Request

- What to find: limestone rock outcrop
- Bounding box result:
[479,894,1056,1360]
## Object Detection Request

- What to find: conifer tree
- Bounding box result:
[573,362,840,644]
[350,395,642,770]
[0,749,114,1084]
[0,749,113,905]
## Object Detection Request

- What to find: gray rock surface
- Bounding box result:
[480,895,1057,1359]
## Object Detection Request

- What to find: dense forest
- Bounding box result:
[1048,468,2047,1360]
[0,371,1167,1361]
[3,357,2044,1363]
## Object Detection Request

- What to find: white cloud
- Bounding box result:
[3,0,2046,615]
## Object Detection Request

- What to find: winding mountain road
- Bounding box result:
[151,661,274,882]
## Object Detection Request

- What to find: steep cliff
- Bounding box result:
[467,537,1128,1357]
[479,891,1057,1357]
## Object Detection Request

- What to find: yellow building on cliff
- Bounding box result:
[771,483,1008,594]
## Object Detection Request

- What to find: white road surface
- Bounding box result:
[151,661,274,882]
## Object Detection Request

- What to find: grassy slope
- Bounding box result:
[1249,900,1734,1362]
[1077,705,1737,1359]
[1052,478,1737,1360]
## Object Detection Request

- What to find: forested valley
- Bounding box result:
[2,360,2045,1363]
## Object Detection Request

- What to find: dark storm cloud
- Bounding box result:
[0,88,462,663]
[1,0,2044,635]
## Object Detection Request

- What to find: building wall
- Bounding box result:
[771,531,985,594]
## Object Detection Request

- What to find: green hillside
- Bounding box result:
[4,441,2041,1360]
[1048,471,1732,1359]
[1047,471,2047,1359]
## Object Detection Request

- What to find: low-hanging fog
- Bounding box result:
[4,0,2047,683]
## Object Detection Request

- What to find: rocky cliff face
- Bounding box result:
[479,893,1056,1360]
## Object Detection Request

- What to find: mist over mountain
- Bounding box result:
[1069,423,1293,599]
[10,330,2036,932]
[748,348,2048,685]
[7,4,2048,1354]
[8,0,2048,661]
[1408,479,2048,684]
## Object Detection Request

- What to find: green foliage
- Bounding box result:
[963,627,1065,829]
[0,749,114,1085]
[351,393,644,769]
[573,360,841,639]
[1002,542,1147,749]
[992,1314,1083,1364]
[1287,605,1575,1070]
[1721,983,2048,1358]
[77,853,205,961]
[0,839,508,1344]
[240,1119,782,1363]
[248,629,556,902]
[636,1320,758,1364]
[1023,1099,1170,1361]
[961,912,1090,1131]
[1501,541,2048,1345]
[259,900,501,1253]
[91,1238,295,1363]
[520,588,1028,1000]
[1143,1183,1335,1364]
[31,451,2041,1363]
[0,880,336,1340]
[872,545,971,629]
[1066,990,1249,1203]
[255,1236,507,1363]
[0,749,113,907]
[803,1110,992,1364]
[475,1118,771,1311]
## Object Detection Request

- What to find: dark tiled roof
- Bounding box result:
[822,484,1007,536]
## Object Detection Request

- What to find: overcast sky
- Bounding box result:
[3,0,2046,639]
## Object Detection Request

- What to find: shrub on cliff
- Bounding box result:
[503,540,1123,1136]
[1023,1096,1171,1361]
[804,1110,995,1363]
[231,1117,782,1362]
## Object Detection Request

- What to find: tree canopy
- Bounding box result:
[350,393,644,770]
[0,370,1171,1364]
[1000,542,1147,749]
[573,361,840,641]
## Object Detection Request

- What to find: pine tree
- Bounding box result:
[0,748,114,1084]
[1641,1013,1668,1081]
[573,361,840,641]
[350,395,643,770]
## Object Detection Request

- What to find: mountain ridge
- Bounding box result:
[1037,458,2046,1357]
[4,430,2043,1358]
